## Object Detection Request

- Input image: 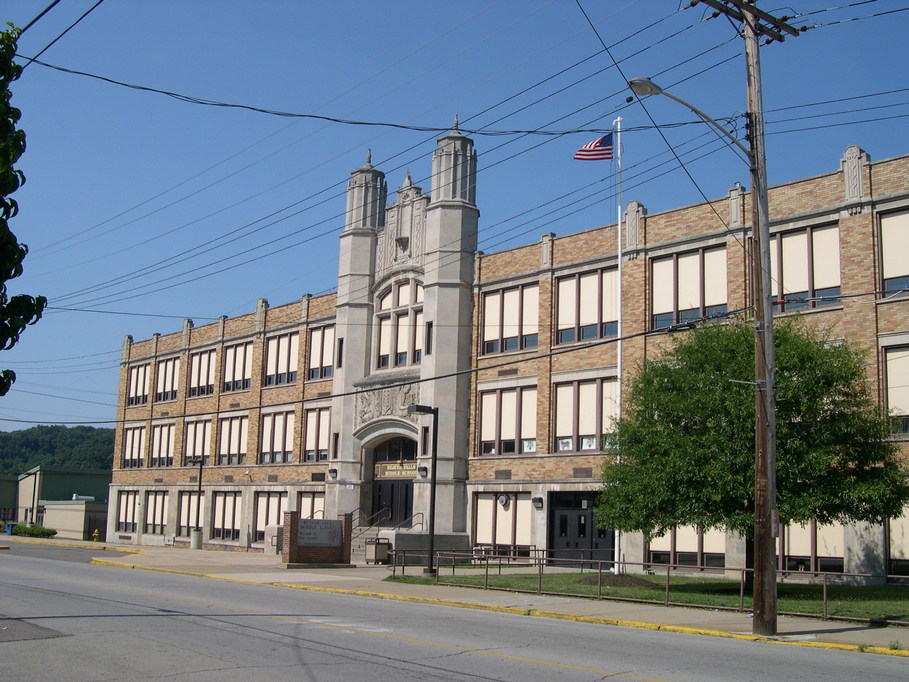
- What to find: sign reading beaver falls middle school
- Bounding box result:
[297,518,342,547]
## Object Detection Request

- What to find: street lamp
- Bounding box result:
[408,403,439,575]
[628,76,778,635]
[187,454,204,549]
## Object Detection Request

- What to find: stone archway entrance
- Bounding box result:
[371,437,416,527]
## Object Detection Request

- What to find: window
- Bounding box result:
[770,226,840,312]
[885,347,909,434]
[254,492,286,542]
[154,357,179,401]
[183,420,211,465]
[557,271,617,343]
[553,378,617,452]
[261,411,295,464]
[307,326,335,379]
[116,491,138,532]
[211,492,241,541]
[881,211,909,295]
[150,423,174,467]
[222,342,252,392]
[122,426,145,468]
[177,491,202,536]
[483,284,539,353]
[304,407,330,461]
[479,386,537,455]
[376,281,423,368]
[127,365,149,406]
[265,333,298,386]
[651,248,727,330]
[298,491,325,520]
[218,415,248,465]
[188,350,216,397]
[144,491,168,535]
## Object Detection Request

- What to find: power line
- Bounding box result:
[18,0,105,73]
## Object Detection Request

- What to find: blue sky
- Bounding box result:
[2,0,907,429]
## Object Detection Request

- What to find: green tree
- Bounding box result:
[596,318,909,540]
[0,25,46,396]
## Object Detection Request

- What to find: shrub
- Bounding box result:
[11,524,57,538]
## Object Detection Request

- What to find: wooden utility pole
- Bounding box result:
[692,0,799,637]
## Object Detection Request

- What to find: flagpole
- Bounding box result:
[613,116,623,575]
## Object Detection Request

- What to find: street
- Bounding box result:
[0,545,906,681]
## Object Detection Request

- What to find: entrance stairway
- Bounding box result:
[350,524,386,565]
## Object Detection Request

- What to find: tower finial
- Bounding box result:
[453,114,459,131]
[366,148,372,166]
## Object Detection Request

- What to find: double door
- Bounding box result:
[548,493,614,566]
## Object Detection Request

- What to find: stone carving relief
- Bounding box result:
[841,145,869,215]
[354,383,419,430]
[624,200,645,256]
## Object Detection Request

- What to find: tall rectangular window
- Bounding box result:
[177,491,202,536]
[188,349,216,396]
[254,491,286,542]
[556,271,617,343]
[307,326,335,379]
[122,426,145,468]
[261,411,294,464]
[265,333,298,386]
[222,342,252,392]
[479,386,537,455]
[483,284,539,354]
[183,420,211,465]
[218,415,248,465]
[127,365,149,406]
[770,226,840,312]
[150,423,174,467]
[154,357,179,402]
[211,492,241,541]
[554,378,617,452]
[304,407,330,461]
[375,280,423,368]
[651,248,727,330]
[144,491,168,535]
[116,491,138,532]
[881,211,909,295]
[885,347,909,434]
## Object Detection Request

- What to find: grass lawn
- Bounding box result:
[387,569,909,622]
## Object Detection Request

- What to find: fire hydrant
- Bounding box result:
[92,529,100,542]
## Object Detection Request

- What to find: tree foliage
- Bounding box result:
[0,25,46,396]
[0,425,114,474]
[596,318,909,539]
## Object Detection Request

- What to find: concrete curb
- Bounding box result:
[85,557,909,658]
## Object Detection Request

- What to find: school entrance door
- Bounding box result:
[371,437,416,527]
[548,492,613,566]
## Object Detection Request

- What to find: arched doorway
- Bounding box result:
[371,437,416,527]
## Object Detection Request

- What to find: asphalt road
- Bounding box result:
[0,546,907,681]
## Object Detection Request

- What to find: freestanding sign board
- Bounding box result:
[297,518,342,547]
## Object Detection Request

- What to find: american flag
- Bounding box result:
[574,133,614,161]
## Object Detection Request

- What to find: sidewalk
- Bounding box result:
[5,537,908,656]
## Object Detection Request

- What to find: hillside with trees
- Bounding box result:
[0,425,114,474]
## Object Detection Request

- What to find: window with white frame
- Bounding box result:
[177,491,202,536]
[553,378,617,452]
[881,211,909,295]
[218,415,248,465]
[885,346,909,434]
[150,423,174,467]
[261,411,294,464]
[376,281,423,368]
[770,226,841,312]
[473,492,533,551]
[556,270,617,344]
[211,491,241,540]
[483,284,539,354]
[479,386,537,456]
[304,407,330,461]
[307,326,335,380]
[116,490,138,532]
[264,333,298,386]
[127,365,149,406]
[222,342,252,392]
[154,357,179,402]
[122,425,145,468]
[298,491,325,519]
[183,420,211,465]
[188,349,216,397]
[254,491,286,542]
[651,247,727,330]
[144,491,168,535]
